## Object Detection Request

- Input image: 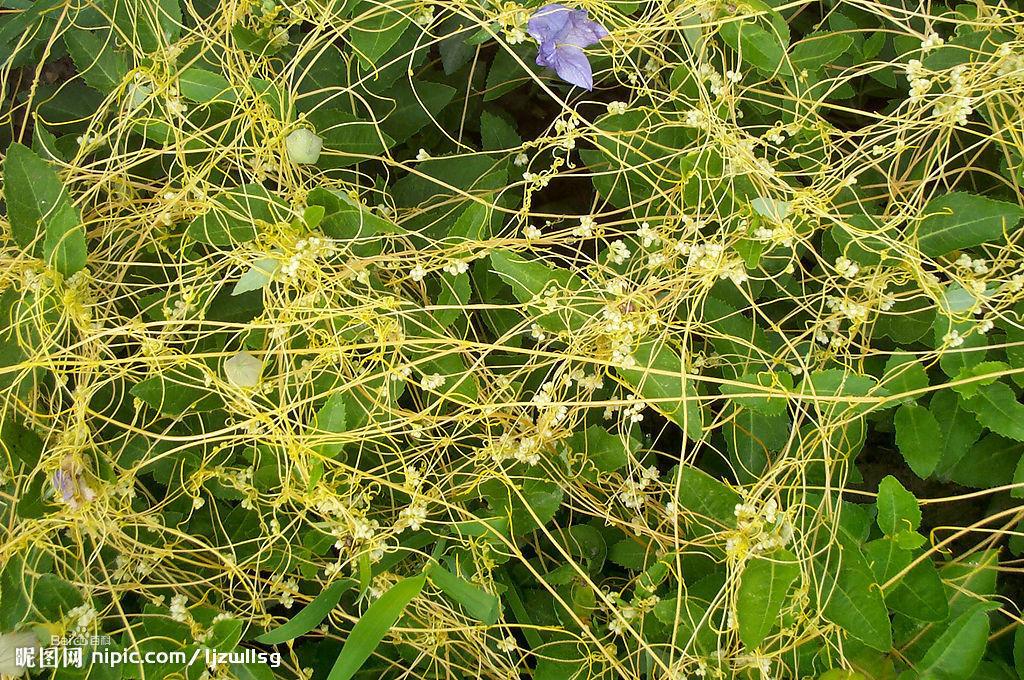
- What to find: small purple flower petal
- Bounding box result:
[52,470,75,503]
[528,3,607,90]
[548,46,594,90]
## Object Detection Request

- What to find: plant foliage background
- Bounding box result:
[3,0,1024,678]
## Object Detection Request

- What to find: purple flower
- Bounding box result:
[527,4,608,90]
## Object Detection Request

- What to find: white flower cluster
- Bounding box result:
[997,43,1024,77]
[397,499,428,532]
[677,241,748,286]
[906,59,932,103]
[608,239,631,265]
[487,434,544,466]
[725,498,794,559]
[420,373,444,390]
[606,101,628,115]
[169,594,190,623]
[921,32,944,50]
[955,253,988,275]
[933,65,973,125]
[617,465,659,510]
[68,603,98,631]
[281,236,334,282]
[834,256,860,279]
[636,222,660,248]
[274,578,299,609]
[573,215,596,238]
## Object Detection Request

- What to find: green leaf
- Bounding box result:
[946,434,1023,488]
[894,403,943,477]
[428,563,500,624]
[961,381,1024,441]
[929,390,983,476]
[488,249,593,333]
[186,184,286,246]
[206,617,243,650]
[673,465,741,528]
[564,425,635,473]
[3,142,86,275]
[719,18,791,76]
[790,32,854,71]
[619,341,703,440]
[737,549,800,649]
[326,573,425,680]
[178,67,236,103]
[724,407,790,482]
[313,392,348,457]
[608,539,651,570]
[916,602,991,679]
[349,1,410,70]
[65,28,130,93]
[480,110,522,151]
[479,477,563,535]
[881,354,929,400]
[876,476,921,536]
[916,192,1024,257]
[820,543,892,652]
[308,109,395,168]
[255,580,354,644]
[130,367,223,416]
[32,574,84,620]
[373,80,456,144]
[719,370,793,416]
[232,257,279,296]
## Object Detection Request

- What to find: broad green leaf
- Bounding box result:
[428,563,500,624]
[737,549,800,649]
[32,574,84,620]
[349,1,410,70]
[929,391,982,476]
[673,465,740,528]
[820,543,892,652]
[894,403,942,477]
[178,67,236,103]
[255,580,354,644]
[888,559,948,622]
[719,18,791,76]
[372,80,457,143]
[961,381,1024,441]
[42,200,86,277]
[479,477,563,535]
[790,32,854,71]
[308,109,395,168]
[876,476,921,536]
[4,142,87,275]
[326,574,426,680]
[481,110,522,150]
[433,272,470,329]
[881,354,929,400]
[232,257,279,296]
[564,425,635,473]
[916,192,1024,257]
[186,184,286,246]
[719,370,793,416]
[619,341,703,440]
[313,392,348,457]
[130,367,223,416]
[724,407,790,483]
[206,617,243,650]
[488,249,594,333]
[65,29,129,93]
[945,434,1023,488]
[608,539,652,571]
[915,602,992,679]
